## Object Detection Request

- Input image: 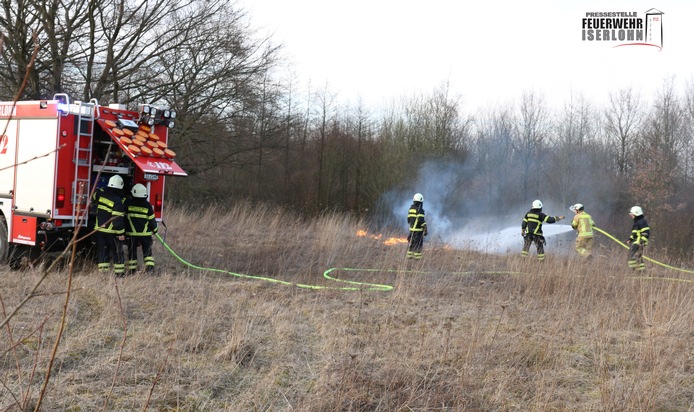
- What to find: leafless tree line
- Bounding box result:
[2,1,694,254]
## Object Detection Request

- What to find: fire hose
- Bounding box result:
[155,226,694,291]
[155,234,393,291]
[593,227,694,280]
[154,234,526,291]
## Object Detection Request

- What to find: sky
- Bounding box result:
[238,0,694,112]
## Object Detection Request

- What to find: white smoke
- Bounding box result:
[385,160,580,255]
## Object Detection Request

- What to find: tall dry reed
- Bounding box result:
[1,203,693,411]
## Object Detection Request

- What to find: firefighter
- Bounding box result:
[124,183,158,274]
[407,193,428,259]
[626,206,650,271]
[521,200,565,261]
[569,203,595,258]
[92,174,126,276]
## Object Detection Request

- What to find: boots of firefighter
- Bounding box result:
[127,259,139,276]
[114,263,126,277]
[144,256,155,273]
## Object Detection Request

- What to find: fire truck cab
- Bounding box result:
[0,94,186,268]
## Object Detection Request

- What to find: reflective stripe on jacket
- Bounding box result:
[124,197,158,236]
[629,215,650,245]
[92,187,125,234]
[407,202,427,232]
[571,212,594,238]
[522,209,558,236]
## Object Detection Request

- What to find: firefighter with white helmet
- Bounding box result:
[626,205,650,271]
[569,203,595,258]
[407,193,428,259]
[124,183,158,274]
[92,174,126,276]
[521,199,565,261]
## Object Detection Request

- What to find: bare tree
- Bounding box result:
[604,87,643,176]
[512,90,551,196]
[631,79,686,218]
[314,83,336,210]
[472,104,520,209]
[548,93,598,207]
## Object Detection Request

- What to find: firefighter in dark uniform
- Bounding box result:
[124,183,158,274]
[407,193,428,259]
[626,206,650,271]
[521,199,565,261]
[93,174,126,276]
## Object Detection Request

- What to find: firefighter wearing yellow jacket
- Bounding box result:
[407,193,428,259]
[570,203,595,258]
[521,199,565,261]
[626,206,650,271]
[124,184,158,274]
[92,174,126,276]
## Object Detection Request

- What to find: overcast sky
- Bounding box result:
[238,0,693,112]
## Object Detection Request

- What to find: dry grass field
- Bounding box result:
[1,203,693,411]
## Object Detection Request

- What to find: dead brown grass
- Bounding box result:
[1,202,693,411]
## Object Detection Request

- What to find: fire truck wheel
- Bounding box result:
[0,219,7,264]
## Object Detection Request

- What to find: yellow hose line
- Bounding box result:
[156,234,525,291]
[594,226,694,275]
[156,234,393,291]
[155,226,694,290]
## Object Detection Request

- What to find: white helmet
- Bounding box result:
[413,193,424,202]
[131,183,148,198]
[570,203,584,211]
[629,206,643,216]
[532,199,543,209]
[107,174,124,189]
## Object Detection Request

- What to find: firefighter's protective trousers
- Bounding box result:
[96,232,125,275]
[93,187,125,275]
[127,236,154,272]
[521,234,546,261]
[124,199,158,273]
[628,243,646,271]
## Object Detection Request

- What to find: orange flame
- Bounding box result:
[357,229,407,246]
[384,237,409,246]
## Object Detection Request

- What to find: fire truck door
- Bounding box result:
[12,215,37,245]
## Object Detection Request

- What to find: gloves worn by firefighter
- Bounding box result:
[626,239,633,245]
[423,227,428,236]
[556,215,565,221]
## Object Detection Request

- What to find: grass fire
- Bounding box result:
[356,228,409,246]
[1,203,693,411]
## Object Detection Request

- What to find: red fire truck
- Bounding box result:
[0,94,187,267]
